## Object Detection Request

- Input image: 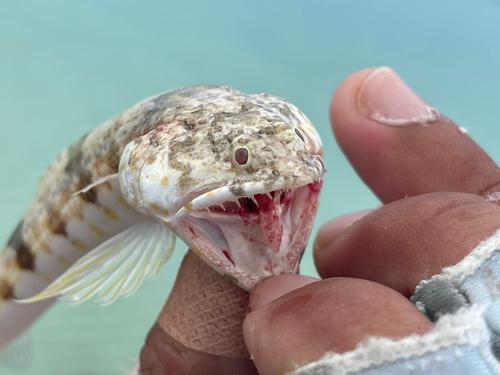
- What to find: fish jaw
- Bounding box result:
[165,171,324,291]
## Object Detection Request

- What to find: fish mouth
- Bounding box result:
[191,189,306,255]
[171,165,324,291]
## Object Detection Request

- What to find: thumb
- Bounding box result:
[243,275,431,375]
[140,250,258,374]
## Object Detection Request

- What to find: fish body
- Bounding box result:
[0,85,324,351]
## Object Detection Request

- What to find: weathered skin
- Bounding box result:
[0,85,324,352]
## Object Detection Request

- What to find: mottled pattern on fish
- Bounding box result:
[0,88,205,302]
[0,85,323,351]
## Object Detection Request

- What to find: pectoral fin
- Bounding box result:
[72,173,119,196]
[16,219,175,305]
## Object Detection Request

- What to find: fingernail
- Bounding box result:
[313,210,372,253]
[249,274,319,311]
[357,67,439,126]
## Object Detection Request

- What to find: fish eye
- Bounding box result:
[234,147,249,165]
[295,128,305,142]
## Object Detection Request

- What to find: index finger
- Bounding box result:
[330,67,500,203]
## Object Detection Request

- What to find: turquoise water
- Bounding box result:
[1,1,499,373]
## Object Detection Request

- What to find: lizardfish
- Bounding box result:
[0,85,324,351]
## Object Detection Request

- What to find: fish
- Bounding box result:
[0,85,324,352]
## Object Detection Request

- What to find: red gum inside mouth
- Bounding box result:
[198,189,291,214]
[195,189,295,254]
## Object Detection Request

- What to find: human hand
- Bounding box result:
[243,67,500,374]
[138,249,258,375]
[138,67,500,375]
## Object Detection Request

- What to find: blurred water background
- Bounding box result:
[0,1,499,373]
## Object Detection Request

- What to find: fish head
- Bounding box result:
[119,86,324,290]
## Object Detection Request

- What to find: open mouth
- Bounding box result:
[199,188,301,254]
[174,176,323,290]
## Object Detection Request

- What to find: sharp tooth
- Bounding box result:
[250,196,259,207]
[266,192,272,199]
[205,207,211,213]
[235,199,241,209]
[218,203,226,211]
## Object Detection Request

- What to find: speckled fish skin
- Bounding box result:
[0,85,324,351]
[119,87,324,289]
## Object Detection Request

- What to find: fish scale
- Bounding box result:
[0,85,324,354]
